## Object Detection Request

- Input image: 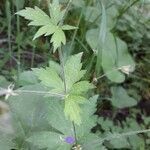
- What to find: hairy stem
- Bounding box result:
[58,47,67,93]
[57,0,78,145]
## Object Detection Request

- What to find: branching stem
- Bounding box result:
[57,0,78,145]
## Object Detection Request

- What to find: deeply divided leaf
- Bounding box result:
[49,0,65,25]
[64,53,85,91]
[32,53,95,124]
[64,95,86,125]
[16,6,52,26]
[16,1,77,51]
[51,27,66,52]
[32,67,64,93]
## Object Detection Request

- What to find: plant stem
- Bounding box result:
[61,0,73,23]
[58,46,78,146]
[57,0,78,145]
[6,0,12,68]
[58,46,78,145]
[58,47,67,93]
[72,122,77,144]
[16,1,21,86]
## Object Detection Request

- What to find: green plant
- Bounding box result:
[0,0,150,150]
[0,0,101,149]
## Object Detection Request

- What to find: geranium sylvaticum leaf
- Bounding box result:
[16,0,77,52]
[32,53,95,124]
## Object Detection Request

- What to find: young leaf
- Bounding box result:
[16,6,52,26]
[16,1,77,51]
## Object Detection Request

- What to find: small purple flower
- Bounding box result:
[65,136,75,144]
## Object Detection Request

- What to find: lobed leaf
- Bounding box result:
[64,95,86,125]
[49,0,65,25]
[32,53,95,124]
[32,67,64,92]
[33,24,56,40]
[70,81,95,95]
[64,53,85,91]
[51,27,66,52]
[16,2,77,51]
[16,6,52,26]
